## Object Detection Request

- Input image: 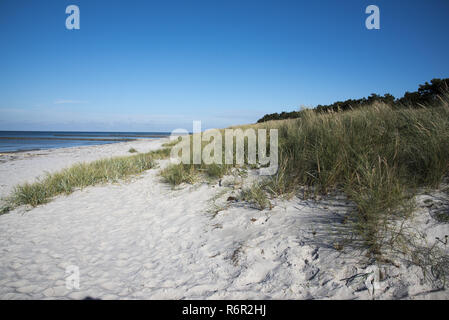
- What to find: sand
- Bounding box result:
[0,139,448,299]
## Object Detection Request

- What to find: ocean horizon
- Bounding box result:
[0,131,172,153]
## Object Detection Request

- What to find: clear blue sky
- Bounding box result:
[1,0,448,132]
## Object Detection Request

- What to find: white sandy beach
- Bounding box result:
[0,139,448,300]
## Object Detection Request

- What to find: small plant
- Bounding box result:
[128,147,138,153]
[408,240,449,288]
[433,210,449,223]
[0,204,13,215]
[264,155,295,199]
[150,147,172,159]
[160,164,197,186]
[345,157,415,257]
[230,243,245,266]
[240,183,271,210]
[206,163,229,179]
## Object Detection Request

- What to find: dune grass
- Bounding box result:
[272,101,449,256]
[161,163,233,187]
[128,147,138,153]
[0,146,174,213]
[240,182,271,210]
[2,97,448,266]
[162,136,183,148]
[160,135,233,186]
[160,164,198,186]
[165,95,449,262]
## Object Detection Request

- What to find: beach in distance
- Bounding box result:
[0,131,171,153]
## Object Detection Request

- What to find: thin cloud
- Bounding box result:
[53,100,88,105]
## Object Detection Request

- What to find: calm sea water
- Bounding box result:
[0,131,171,153]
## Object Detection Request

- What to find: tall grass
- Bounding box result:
[269,98,449,257]
[160,135,234,186]
[160,164,197,186]
[165,95,449,260]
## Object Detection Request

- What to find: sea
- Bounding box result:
[0,131,171,153]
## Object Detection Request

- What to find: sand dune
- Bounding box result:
[0,139,448,299]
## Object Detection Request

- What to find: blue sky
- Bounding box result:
[0,0,448,132]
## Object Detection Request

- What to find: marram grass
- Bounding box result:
[164,95,449,262]
[269,99,449,261]
[1,147,174,213]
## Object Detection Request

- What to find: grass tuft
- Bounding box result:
[160,164,197,186]
[162,137,182,148]
[205,163,229,179]
[240,183,271,210]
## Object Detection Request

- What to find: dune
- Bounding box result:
[0,139,448,299]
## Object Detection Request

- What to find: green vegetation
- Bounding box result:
[150,146,172,159]
[160,164,197,186]
[160,162,230,186]
[2,83,448,273]
[240,183,271,210]
[205,163,229,179]
[265,98,449,257]
[166,93,449,263]
[128,147,138,153]
[0,146,176,213]
[160,135,234,186]
[162,136,183,147]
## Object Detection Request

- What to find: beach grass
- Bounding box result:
[160,162,233,186]
[273,101,449,255]
[166,95,449,260]
[0,146,175,213]
[240,182,271,210]
[162,136,183,148]
[160,164,198,186]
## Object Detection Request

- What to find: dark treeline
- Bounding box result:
[257,78,449,123]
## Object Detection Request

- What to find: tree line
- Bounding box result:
[257,78,449,123]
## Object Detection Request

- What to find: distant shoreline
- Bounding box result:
[0,132,171,153]
[0,138,167,197]
[53,134,169,138]
[0,136,137,142]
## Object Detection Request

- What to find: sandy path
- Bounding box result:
[0,140,448,299]
[0,167,361,299]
